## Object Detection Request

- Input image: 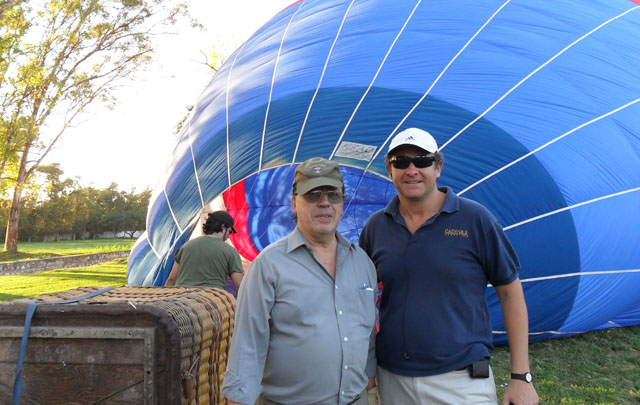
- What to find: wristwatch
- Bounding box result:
[511,371,533,383]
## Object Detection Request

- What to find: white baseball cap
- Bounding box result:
[388,128,439,154]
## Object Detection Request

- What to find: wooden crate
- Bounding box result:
[0,286,235,404]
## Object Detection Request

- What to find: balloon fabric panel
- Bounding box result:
[127,0,640,343]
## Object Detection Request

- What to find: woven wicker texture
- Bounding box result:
[32,286,236,405]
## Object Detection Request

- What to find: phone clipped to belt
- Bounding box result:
[469,357,490,379]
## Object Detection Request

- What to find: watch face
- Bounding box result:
[525,372,532,383]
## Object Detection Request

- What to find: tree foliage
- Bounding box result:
[0,164,151,242]
[0,0,194,251]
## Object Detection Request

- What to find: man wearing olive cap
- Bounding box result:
[165,210,244,292]
[222,157,377,405]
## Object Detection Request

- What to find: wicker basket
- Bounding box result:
[0,286,235,405]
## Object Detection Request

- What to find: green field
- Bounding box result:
[0,239,135,262]
[493,326,640,404]
[0,258,128,302]
[0,240,638,404]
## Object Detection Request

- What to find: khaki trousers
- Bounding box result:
[376,365,498,405]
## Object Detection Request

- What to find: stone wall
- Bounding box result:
[0,250,131,276]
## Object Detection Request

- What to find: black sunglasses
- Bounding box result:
[302,190,345,204]
[389,155,436,169]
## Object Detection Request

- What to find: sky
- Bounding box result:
[42,0,293,192]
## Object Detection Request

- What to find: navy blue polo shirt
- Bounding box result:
[359,187,519,376]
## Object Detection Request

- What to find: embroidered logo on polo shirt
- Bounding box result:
[444,229,469,237]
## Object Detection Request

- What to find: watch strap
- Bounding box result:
[511,372,532,383]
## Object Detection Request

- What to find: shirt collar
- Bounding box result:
[384,186,460,219]
[286,226,355,254]
[439,186,460,213]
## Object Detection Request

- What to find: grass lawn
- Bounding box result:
[493,326,640,404]
[0,253,638,403]
[0,258,128,302]
[0,239,135,263]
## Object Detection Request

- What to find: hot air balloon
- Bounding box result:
[128,0,640,343]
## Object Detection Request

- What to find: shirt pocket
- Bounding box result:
[355,288,376,329]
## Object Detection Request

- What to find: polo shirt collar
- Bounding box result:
[384,186,460,220]
[440,186,460,213]
[286,226,355,253]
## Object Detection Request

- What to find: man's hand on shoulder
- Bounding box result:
[502,380,539,405]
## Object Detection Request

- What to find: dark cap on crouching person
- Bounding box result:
[206,210,237,234]
[293,157,344,195]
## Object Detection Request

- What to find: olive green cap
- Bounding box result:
[293,157,344,195]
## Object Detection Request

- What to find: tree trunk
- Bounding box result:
[4,140,32,252]
[4,177,26,252]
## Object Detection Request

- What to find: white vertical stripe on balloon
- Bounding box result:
[329,0,422,160]
[187,117,205,208]
[491,269,640,335]
[364,0,511,170]
[226,46,244,188]
[393,0,513,157]
[492,330,586,336]
[503,187,640,231]
[458,98,640,196]
[439,5,640,151]
[265,1,305,168]
[146,223,162,258]
[163,188,183,236]
[343,0,510,216]
[486,268,640,287]
[151,215,203,285]
[298,0,355,161]
[519,269,640,284]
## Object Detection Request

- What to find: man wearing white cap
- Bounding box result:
[359,128,539,404]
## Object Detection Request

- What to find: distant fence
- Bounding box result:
[0,250,131,276]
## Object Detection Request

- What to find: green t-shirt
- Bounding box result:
[174,236,243,289]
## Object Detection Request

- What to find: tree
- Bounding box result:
[37,164,76,240]
[0,0,29,197]
[95,183,124,236]
[69,186,97,239]
[0,0,194,252]
[121,188,150,238]
[17,188,42,242]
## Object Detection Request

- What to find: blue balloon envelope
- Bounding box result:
[128,0,640,343]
